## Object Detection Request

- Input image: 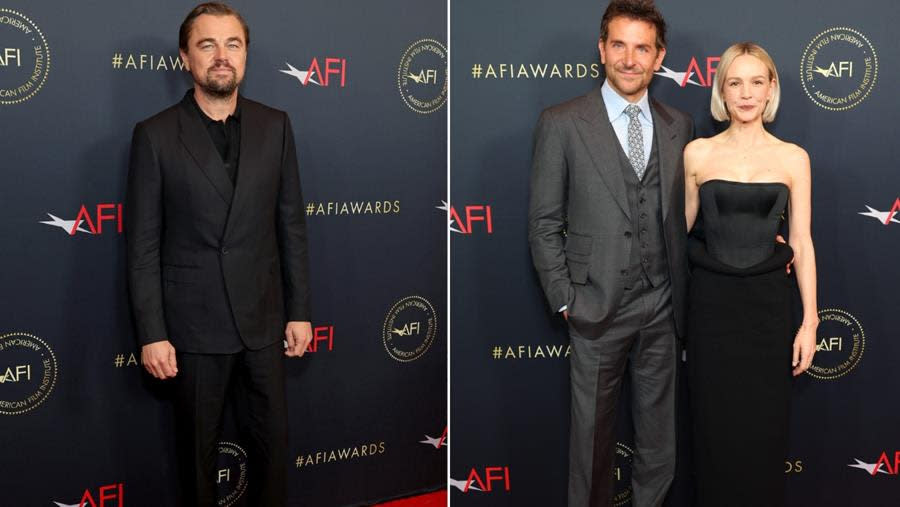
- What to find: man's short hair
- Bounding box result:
[710,42,781,123]
[600,0,667,50]
[179,2,250,51]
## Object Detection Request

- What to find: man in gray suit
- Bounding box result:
[528,1,692,506]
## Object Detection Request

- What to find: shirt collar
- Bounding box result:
[185,88,241,125]
[600,79,652,124]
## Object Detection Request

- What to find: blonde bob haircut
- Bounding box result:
[710,42,780,123]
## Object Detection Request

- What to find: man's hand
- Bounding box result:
[141,340,178,379]
[775,234,795,274]
[285,321,313,357]
[562,310,569,321]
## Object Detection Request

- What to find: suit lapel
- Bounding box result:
[178,98,234,205]
[575,87,631,219]
[222,96,260,240]
[650,98,679,221]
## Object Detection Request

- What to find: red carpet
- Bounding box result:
[373,489,446,506]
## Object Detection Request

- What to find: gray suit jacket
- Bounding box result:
[528,87,693,338]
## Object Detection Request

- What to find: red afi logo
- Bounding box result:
[306,325,334,352]
[859,198,900,225]
[872,451,900,475]
[440,202,493,234]
[656,56,720,88]
[68,482,124,507]
[464,466,510,492]
[280,58,347,87]
[40,204,124,235]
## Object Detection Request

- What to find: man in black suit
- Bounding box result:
[528,1,692,505]
[125,3,311,505]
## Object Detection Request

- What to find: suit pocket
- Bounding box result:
[567,260,589,284]
[162,265,200,284]
[565,232,592,284]
[162,265,204,334]
[565,232,592,255]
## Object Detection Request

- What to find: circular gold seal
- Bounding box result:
[613,442,633,506]
[0,9,50,105]
[216,441,248,506]
[383,295,437,362]
[800,27,877,111]
[807,308,865,380]
[0,332,57,415]
[397,38,447,114]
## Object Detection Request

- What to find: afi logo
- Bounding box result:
[462,466,511,492]
[280,57,347,87]
[40,203,124,235]
[0,365,30,383]
[813,61,853,78]
[656,56,720,88]
[392,322,420,337]
[849,451,900,476]
[306,325,334,352]
[817,337,842,352]
[859,198,900,225]
[438,201,493,234]
[53,483,124,507]
[419,426,448,449]
[0,48,20,67]
[407,69,438,84]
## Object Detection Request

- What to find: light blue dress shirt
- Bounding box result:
[600,78,654,171]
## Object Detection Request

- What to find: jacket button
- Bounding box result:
[221,247,229,255]
[624,231,632,238]
[620,269,628,276]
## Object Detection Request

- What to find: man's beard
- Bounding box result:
[200,66,240,98]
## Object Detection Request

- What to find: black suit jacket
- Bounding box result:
[126,92,310,353]
[528,87,692,338]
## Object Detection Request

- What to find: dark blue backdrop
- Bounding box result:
[0,1,446,505]
[450,1,899,505]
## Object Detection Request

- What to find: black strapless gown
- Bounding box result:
[687,180,795,507]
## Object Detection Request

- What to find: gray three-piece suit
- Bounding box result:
[529,86,693,507]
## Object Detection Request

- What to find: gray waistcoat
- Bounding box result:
[618,134,669,288]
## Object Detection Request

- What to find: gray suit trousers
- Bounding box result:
[568,276,677,507]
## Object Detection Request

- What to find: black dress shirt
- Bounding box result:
[187,90,241,184]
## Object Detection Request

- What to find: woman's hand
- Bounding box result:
[791,324,817,376]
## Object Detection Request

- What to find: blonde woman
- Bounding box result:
[683,42,818,506]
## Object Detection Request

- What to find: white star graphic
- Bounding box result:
[39,213,92,235]
[279,62,321,86]
[53,502,81,507]
[654,65,702,87]
[848,458,890,475]
[419,434,447,448]
[449,477,482,492]
[858,205,900,225]
[436,201,462,233]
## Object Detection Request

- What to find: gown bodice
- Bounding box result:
[698,179,789,269]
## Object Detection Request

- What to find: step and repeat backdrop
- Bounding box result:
[451,0,898,506]
[0,1,446,505]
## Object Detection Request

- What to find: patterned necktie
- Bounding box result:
[625,104,645,180]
